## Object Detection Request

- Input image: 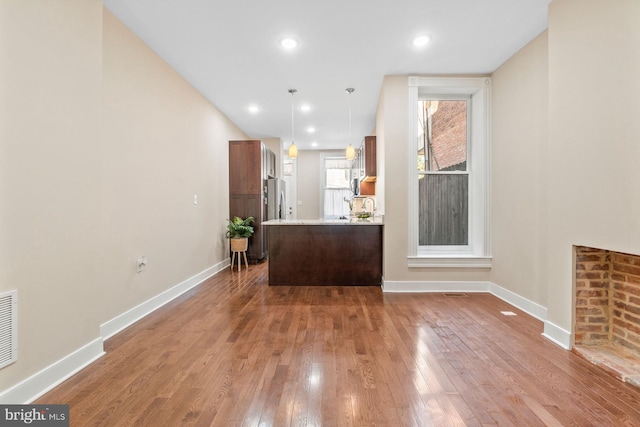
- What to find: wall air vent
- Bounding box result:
[0,290,17,369]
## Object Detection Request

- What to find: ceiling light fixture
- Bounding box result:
[412,35,431,47]
[307,126,316,134]
[288,89,298,159]
[280,37,299,50]
[300,104,311,112]
[248,105,259,114]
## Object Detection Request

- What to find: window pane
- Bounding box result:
[283,161,293,176]
[418,174,468,245]
[326,168,350,189]
[417,100,467,172]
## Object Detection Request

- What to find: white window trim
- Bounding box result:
[407,76,492,268]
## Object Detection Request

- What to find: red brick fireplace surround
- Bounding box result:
[573,246,640,388]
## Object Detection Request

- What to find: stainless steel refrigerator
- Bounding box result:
[266,178,286,220]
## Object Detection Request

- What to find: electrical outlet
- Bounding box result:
[136,256,147,273]
[193,194,198,205]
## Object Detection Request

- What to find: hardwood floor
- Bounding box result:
[38,262,640,426]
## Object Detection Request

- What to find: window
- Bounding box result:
[408,77,492,268]
[323,156,352,219]
[418,98,469,246]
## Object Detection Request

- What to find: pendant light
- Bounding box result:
[345,88,355,160]
[288,89,298,159]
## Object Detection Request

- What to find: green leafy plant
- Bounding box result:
[226,216,255,238]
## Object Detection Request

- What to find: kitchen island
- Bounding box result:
[262,218,383,286]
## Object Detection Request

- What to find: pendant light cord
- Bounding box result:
[348,91,352,146]
[289,89,297,144]
[346,88,355,144]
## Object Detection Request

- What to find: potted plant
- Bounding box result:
[226,216,255,252]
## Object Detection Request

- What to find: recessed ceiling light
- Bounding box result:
[306,126,316,134]
[300,104,311,112]
[248,105,259,113]
[412,35,431,47]
[279,37,299,50]
[311,142,318,147]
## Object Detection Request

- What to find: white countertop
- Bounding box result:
[262,216,384,226]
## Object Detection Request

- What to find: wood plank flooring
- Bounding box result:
[37,262,640,426]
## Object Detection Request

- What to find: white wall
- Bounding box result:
[295,151,322,219]
[0,2,248,399]
[98,10,248,324]
[490,31,548,306]
[545,0,640,337]
[374,94,385,216]
[0,0,103,393]
[378,76,493,284]
[294,150,346,220]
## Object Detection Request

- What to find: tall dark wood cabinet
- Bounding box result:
[229,140,272,262]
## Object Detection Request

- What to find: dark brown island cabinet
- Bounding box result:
[263,221,383,286]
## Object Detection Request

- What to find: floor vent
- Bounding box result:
[443,293,468,297]
[0,290,17,369]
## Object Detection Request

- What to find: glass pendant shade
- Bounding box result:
[346,144,355,160]
[288,142,298,159]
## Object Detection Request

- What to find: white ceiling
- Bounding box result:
[103,0,551,151]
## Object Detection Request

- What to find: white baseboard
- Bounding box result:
[382,280,546,320]
[543,320,572,350]
[382,279,566,348]
[382,280,491,293]
[489,283,547,322]
[101,260,229,340]
[0,260,230,404]
[0,338,104,404]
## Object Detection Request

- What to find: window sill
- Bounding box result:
[407,256,492,269]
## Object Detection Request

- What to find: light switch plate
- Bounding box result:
[136,256,147,273]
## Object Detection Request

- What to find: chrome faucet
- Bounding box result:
[363,197,376,213]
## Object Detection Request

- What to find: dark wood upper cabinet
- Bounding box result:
[269,149,276,178]
[351,136,376,196]
[229,140,262,195]
[264,148,276,179]
[363,136,376,180]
